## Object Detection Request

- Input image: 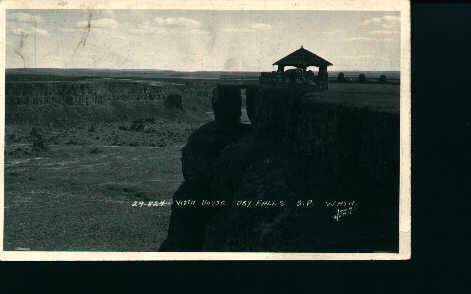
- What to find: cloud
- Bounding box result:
[121,21,168,36]
[71,17,207,37]
[382,15,401,22]
[34,28,49,36]
[361,15,401,29]
[347,36,376,41]
[154,17,201,29]
[356,15,401,38]
[121,19,208,36]
[368,30,400,36]
[221,22,272,33]
[362,15,400,26]
[9,26,48,36]
[333,55,391,64]
[127,27,162,36]
[76,18,119,29]
[251,23,272,31]
[336,54,375,59]
[348,36,395,42]
[61,28,80,32]
[8,12,43,23]
[321,29,345,35]
[188,29,210,35]
[381,23,399,29]
[220,27,254,33]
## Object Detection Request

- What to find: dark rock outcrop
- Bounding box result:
[161,85,399,252]
[211,85,242,127]
[160,122,251,251]
[164,94,183,109]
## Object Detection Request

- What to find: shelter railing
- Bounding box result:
[259,71,328,90]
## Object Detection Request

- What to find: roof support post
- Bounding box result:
[318,65,328,90]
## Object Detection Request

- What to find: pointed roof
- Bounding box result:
[273,46,333,67]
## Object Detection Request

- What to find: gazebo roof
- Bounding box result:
[273,46,333,67]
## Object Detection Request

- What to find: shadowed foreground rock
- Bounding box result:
[159,122,251,251]
[160,85,399,252]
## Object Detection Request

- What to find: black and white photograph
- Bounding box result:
[0,0,410,260]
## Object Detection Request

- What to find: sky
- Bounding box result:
[6,10,401,71]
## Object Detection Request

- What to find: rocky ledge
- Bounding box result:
[160,85,399,252]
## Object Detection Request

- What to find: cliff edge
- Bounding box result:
[160,85,399,252]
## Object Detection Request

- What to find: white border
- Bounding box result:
[0,0,411,261]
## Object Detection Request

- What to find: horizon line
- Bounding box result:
[5,67,401,72]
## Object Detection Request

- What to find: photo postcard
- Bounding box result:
[0,0,411,261]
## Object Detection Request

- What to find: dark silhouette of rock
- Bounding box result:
[164,94,183,109]
[245,85,259,124]
[212,85,241,127]
[160,121,251,251]
[159,182,214,251]
[160,85,399,252]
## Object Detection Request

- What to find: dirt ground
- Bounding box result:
[3,116,212,251]
[4,143,183,251]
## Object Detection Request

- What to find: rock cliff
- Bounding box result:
[6,80,169,105]
[5,80,215,124]
[160,85,399,252]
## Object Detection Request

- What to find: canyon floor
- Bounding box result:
[3,123,203,251]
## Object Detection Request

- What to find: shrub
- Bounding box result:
[30,127,48,151]
[358,73,367,83]
[89,146,101,154]
[379,75,387,83]
[336,72,346,82]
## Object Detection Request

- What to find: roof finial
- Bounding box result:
[301,44,303,48]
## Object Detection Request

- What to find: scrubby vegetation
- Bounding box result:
[379,74,388,84]
[336,72,346,82]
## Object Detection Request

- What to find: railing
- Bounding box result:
[259,71,328,90]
